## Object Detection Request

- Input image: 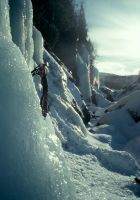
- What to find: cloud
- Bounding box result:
[96,61,140,75]
[84,0,140,75]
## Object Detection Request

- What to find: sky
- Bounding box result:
[84,0,140,75]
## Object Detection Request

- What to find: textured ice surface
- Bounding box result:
[0,0,11,39]
[24,0,34,67]
[76,53,91,103]
[33,26,44,65]
[0,36,75,200]
[9,0,34,67]
[43,50,89,150]
[93,88,111,108]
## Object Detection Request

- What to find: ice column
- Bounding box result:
[76,53,91,103]
[9,0,34,67]
[33,26,44,65]
[0,0,11,39]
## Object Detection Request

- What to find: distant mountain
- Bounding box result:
[100,72,139,89]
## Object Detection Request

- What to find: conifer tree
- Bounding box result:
[77,3,88,44]
[31,0,96,79]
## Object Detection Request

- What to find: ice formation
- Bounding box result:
[33,26,44,65]
[90,65,100,89]
[9,0,34,67]
[0,0,75,199]
[0,0,11,39]
[43,50,89,149]
[76,53,91,103]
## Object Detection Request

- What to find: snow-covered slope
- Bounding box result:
[43,50,89,150]
[100,72,138,90]
[91,88,111,108]
[96,90,140,165]
[106,90,140,119]
[66,152,140,200]
[43,51,140,178]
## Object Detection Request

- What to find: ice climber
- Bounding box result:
[31,64,48,118]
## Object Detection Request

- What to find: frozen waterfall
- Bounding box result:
[0,0,75,199]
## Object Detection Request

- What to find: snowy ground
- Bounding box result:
[64,106,140,200]
[65,151,140,200]
[44,49,140,199]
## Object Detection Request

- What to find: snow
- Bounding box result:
[43,50,89,150]
[67,78,83,110]
[64,109,140,200]
[100,73,138,90]
[98,90,140,140]
[107,90,140,116]
[98,109,135,128]
[124,135,140,164]
[92,88,111,108]
[94,90,140,169]
[67,78,91,124]
[66,152,140,200]
[100,86,114,101]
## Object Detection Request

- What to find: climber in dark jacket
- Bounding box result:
[31,64,48,118]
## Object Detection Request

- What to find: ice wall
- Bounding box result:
[44,50,89,149]
[76,53,91,104]
[0,35,75,200]
[33,26,44,65]
[24,0,34,67]
[9,0,34,67]
[90,65,100,89]
[93,66,100,89]
[0,0,11,39]
[0,1,75,199]
[32,27,45,102]
[79,44,89,65]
